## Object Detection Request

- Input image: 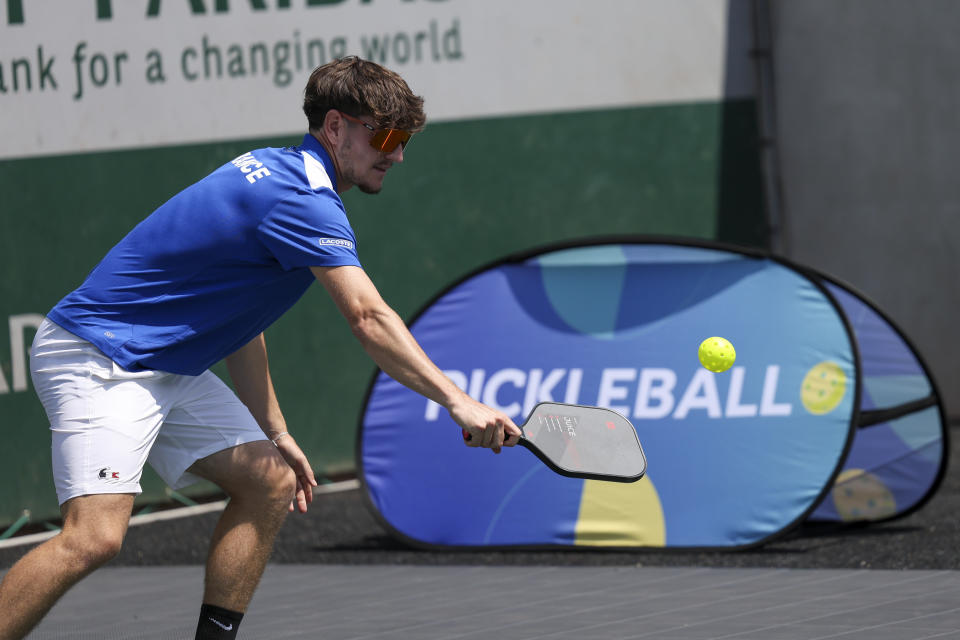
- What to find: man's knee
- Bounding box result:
[57,494,132,570]
[191,441,298,507]
[262,460,297,504]
[225,448,296,504]
[59,526,125,569]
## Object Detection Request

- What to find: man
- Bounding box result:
[0,56,521,640]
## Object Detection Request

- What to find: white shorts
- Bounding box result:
[30,318,268,505]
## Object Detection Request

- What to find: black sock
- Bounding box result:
[196,603,244,640]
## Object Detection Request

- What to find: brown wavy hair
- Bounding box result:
[303,56,426,133]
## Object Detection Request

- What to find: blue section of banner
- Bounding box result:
[826,284,930,409]
[809,282,944,523]
[811,408,943,522]
[362,244,856,548]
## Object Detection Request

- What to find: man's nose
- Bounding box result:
[386,144,404,163]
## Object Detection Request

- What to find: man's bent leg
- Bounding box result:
[0,493,135,640]
[187,440,296,612]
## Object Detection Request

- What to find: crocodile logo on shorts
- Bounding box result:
[98,467,120,480]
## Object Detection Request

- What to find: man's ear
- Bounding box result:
[322,110,347,147]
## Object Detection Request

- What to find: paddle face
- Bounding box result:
[519,402,647,483]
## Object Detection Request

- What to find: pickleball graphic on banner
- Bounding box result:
[358,239,946,549]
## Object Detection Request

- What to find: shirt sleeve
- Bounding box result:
[257,191,362,270]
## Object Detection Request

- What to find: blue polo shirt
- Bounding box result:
[48,134,361,375]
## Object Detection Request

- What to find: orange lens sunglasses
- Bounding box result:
[339,112,412,153]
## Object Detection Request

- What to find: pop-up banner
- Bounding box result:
[359,239,947,549]
[807,277,947,524]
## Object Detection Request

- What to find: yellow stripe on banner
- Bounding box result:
[574,476,666,547]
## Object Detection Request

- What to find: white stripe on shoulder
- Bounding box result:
[302,152,333,191]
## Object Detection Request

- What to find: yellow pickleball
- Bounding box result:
[698,336,736,373]
[801,361,847,414]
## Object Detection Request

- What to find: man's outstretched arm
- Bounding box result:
[312,265,521,452]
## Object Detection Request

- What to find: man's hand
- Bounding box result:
[449,396,522,454]
[273,434,318,513]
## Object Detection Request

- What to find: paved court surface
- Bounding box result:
[20,565,960,639]
[3,424,957,638]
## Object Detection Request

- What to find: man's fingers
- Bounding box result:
[279,446,318,513]
[301,476,314,505]
[460,414,516,451]
[295,486,309,513]
[484,419,504,449]
[480,424,494,448]
[297,459,317,504]
[462,428,482,447]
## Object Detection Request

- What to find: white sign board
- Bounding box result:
[1,0,749,159]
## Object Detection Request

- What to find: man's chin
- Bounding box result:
[357,176,385,194]
[357,183,383,195]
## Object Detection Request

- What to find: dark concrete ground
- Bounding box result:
[3,425,954,572]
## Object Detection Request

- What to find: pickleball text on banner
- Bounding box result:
[424,365,794,422]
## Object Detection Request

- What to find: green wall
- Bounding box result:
[0,99,765,526]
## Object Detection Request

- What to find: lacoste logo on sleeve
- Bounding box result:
[318,238,354,249]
